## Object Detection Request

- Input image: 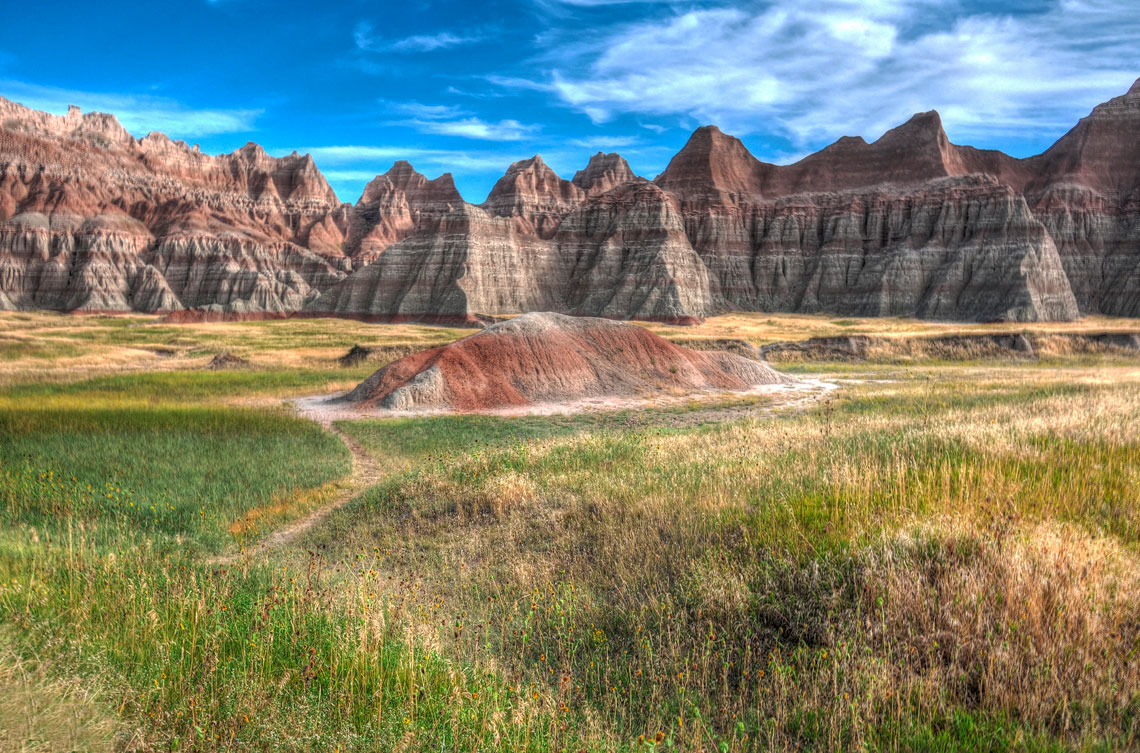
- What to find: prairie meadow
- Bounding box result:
[1,311,1139,751]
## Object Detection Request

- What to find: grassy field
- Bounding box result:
[1,312,1139,751]
[4,310,1138,386]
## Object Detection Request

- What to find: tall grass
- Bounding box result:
[0,371,583,749]
[0,529,557,751]
[316,369,1140,750]
[4,361,1140,750]
[0,404,349,552]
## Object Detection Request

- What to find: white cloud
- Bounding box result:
[531,0,675,15]
[292,145,526,174]
[569,135,638,149]
[385,101,469,120]
[499,0,1140,154]
[0,80,259,137]
[550,0,671,4]
[540,0,670,5]
[354,22,484,53]
[409,117,538,141]
[392,32,483,52]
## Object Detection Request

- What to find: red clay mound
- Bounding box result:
[344,312,791,412]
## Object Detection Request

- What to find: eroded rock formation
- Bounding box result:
[0,98,349,315]
[3,79,1140,323]
[344,312,789,412]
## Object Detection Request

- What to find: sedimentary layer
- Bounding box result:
[344,312,790,412]
[3,80,1140,323]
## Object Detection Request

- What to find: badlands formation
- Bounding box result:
[344,312,789,412]
[2,79,1140,323]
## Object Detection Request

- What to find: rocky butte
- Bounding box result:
[344,312,790,412]
[2,79,1139,324]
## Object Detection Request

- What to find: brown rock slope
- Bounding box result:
[4,78,1140,323]
[344,312,789,412]
[0,98,350,315]
[305,162,711,324]
[655,119,1080,322]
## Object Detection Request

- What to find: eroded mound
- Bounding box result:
[345,312,791,412]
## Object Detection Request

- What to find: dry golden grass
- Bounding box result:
[0,646,119,752]
[321,363,1140,750]
[641,311,1140,344]
[0,311,470,385]
[4,310,1138,386]
[227,478,346,539]
[868,518,1140,737]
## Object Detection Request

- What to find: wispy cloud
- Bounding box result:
[0,80,259,137]
[354,22,485,53]
[385,101,468,120]
[288,145,531,201]
[293,145,524,172]
[531,0,676,16]
[499,0,1140,154]
[411,117,537,140]
[552,0,672,4]
[569,135,638,149]
[378,99,541,141]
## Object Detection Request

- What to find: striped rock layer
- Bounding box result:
[3,79,1140,323]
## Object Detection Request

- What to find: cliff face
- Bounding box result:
[305,178,709,325]
[3,80,1140,324]
[0,97,349,315]
[1020,83,1140,317]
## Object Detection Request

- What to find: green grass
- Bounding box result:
[2,353,1140,750]
[310,369,1140,751]
[0,404,349,552]
[0,372,570,751]
[0,336,90,361]
[2,368,376,402]
[0,532,554,751]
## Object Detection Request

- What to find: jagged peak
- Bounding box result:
[386,159,420,175]
[430,172,461,197]
[361,169,418,203]
[482,154,583,228]
[236,141,268,158]
[488,154,576,196]
[581,151,631,171]
[0,98,134,146]
[655,124,765,196]
[138,130,195,157]
[573,152,636,195]
[360,162,462,205]
[682,125,743,151]
[1129,77,1140,96]
[505,154,553,174]
[877,110,947,145]
[835,135,868,148]
[692,124,725,137]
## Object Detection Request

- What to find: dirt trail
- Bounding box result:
[209,414,383,565]
[216,378,838,564]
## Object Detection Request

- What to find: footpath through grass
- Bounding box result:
[3,360,1140,751]
[320,365,1140,752]
[0,371,562,751]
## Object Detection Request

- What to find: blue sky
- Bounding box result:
[2,0,1138,202]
